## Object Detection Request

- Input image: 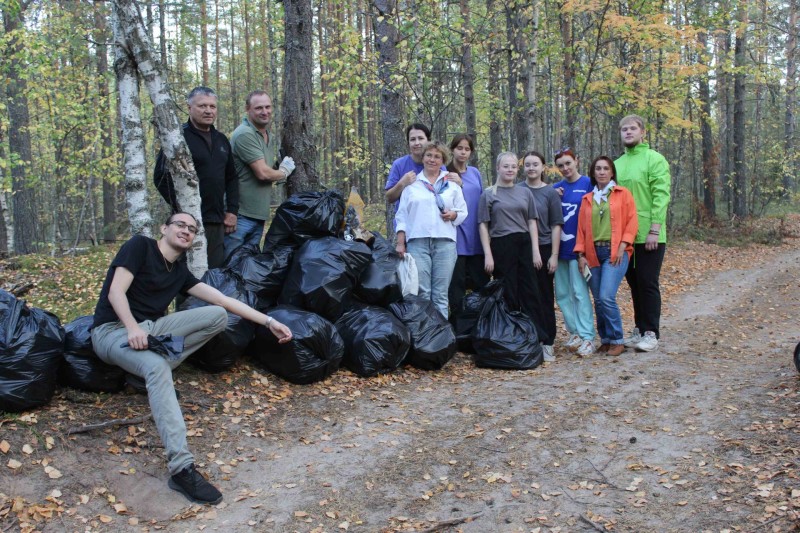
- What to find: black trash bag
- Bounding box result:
[224,243,295,307]
[178,269,258,372]
[472,281,542,370]
[263,190,345,249]
[335,305,410,377]
[279,237,372,322]
[249,306,344,384]
[389,295,457,370]
[60,315,125,392]
[0,290,65,412]
[453,290,485,354]
[353,232,403,307]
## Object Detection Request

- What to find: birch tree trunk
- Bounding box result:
[113,0,208,274]
[112,4,151,237]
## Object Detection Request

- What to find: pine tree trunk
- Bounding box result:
[525,0,540,152]
[200,0,209,86]
[732,6,748,218]
[282,0,319,195]
[94,0,117,243]
[786,0,798,193]
[460,0,477,161]
[372,0,405,238]
[3,1,40,254]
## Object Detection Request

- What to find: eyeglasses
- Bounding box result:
[167,220,199,234]
[553,146,572,158]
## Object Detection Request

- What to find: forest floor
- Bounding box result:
[1,221,800,533]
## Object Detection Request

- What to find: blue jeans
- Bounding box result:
[555,259,595,340]
[588,245,629,345]
[224,215,265,260]
[407,237,457,318]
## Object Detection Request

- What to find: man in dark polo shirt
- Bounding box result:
[91,212,292,505]
[154,86,238,269]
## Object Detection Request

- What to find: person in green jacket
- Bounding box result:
[614,115,671,353]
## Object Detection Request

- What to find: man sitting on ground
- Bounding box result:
[90,212,292,505]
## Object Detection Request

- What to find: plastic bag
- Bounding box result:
[279,237,372,321]
[472,281,542,370]
[453,290,485,354]
[249,306,344,384]
[341,186,366,241]
[335,305,410,377]
[60,315,125,392]
[397,253,419,297]
[0,290,65,412]
[389,295,456,370]
[354,232,403,307]
[264,190,345,249]
[178,269,258,372]
[224,243,295,308]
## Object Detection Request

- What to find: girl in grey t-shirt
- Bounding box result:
[478,152,546,341]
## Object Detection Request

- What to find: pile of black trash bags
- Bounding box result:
[0,190,541,413]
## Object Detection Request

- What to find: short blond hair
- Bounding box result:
[422,141,451,166]
[619,114,646,130]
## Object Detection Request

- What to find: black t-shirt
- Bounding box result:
[93,235,200,328]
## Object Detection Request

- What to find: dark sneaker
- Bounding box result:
[168,464,223,505]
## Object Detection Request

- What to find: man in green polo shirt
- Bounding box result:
[224,90,296,259]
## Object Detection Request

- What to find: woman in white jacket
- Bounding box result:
[395,141,467,318]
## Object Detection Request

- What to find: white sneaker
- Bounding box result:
[564,334,581,351]
[576,339,595,356]
[635,331,659,352]
[542,345,555,362]
[623,327,642,348]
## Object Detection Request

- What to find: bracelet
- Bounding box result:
[649,230,660,235]
[265,316,273,327]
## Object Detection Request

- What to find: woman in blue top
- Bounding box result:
[446,134,489,324]
[553,148,595,356]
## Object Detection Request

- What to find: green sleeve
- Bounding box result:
[233,129,265,165]
[648,153,671,225]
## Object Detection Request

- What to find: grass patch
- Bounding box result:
[676,217,786,247]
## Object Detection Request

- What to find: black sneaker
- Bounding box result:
[168,464,223,505]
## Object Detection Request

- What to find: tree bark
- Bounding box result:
[732,5,748,218]
[200,0,209,86]
[460,0,477,161]
[3,1,40,254]
[282,0,319,195]
[525,0,540,152]
[94,0,117,243]
[112,3,152,238]
[113,0,208,274]
[785,0,798,194]
[372,0,405,238]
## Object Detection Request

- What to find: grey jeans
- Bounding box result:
[91,306,228,475]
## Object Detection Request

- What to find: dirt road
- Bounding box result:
[2,241,799,532]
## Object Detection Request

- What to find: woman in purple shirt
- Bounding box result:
[446,134,489,324]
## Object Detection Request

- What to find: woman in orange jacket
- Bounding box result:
[573,156,638,356]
